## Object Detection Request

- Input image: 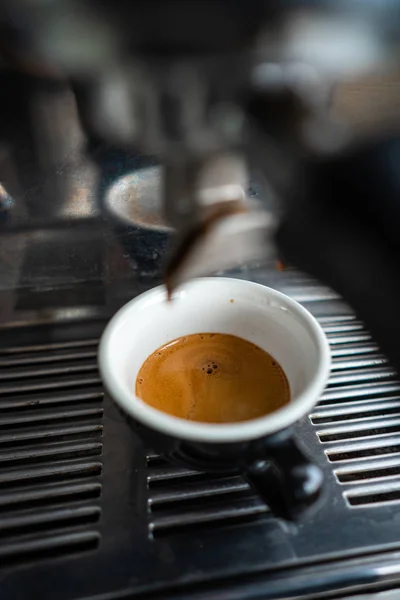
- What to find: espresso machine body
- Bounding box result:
[1,2,400,599]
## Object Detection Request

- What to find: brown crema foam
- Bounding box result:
[136,333,290,423]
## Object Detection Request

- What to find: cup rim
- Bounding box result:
[99,278,331,443]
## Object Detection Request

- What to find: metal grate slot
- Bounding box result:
[147,465,206,485]
[0,338,103,565]
[324,333,372,345]
[0,374,102,397]
[0,349,98,367]
[0,462,102,488]
[0,339,99,355]
[331,355,388,371]
[146,454,268,537]
[311,398,400,425]
[336,457,400,483]
[319,381,400,405]
[317,315,357,322]
[0,389,104,413]
[0,360,99,382]
[330,343,379,357]
[149,477,250,507]
[149,497,268,537]
[326,439,400,462]
[327,367,397,387]
[0,440,103,466]
[322,322,365,334]
[315,396,400,412]
[318,419,400,442]
[146,453,169,467]
[0,482,102,511]
[345,481,400,507]
[0,406,103,428]
[282,286,340,303]
[0,423,103,447]
[0,531,100,566]
[0,505,101,536]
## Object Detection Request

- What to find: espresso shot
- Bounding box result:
[136,333,290,423]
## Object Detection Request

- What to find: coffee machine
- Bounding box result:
[1,2,400,599]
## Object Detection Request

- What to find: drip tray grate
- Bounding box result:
[146,454,268,537]
[0,339,103,566]
[311,318,400,509]
[4,280,400,600]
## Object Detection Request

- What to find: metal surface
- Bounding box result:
[1,204,400,598]
[0,247,400,598]
[0,337,103,566]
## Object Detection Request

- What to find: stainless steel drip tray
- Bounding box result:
[2,278,400,599]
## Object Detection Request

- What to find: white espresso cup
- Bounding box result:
[99,277,331,520]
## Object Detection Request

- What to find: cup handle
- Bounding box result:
[243,433,323,521]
